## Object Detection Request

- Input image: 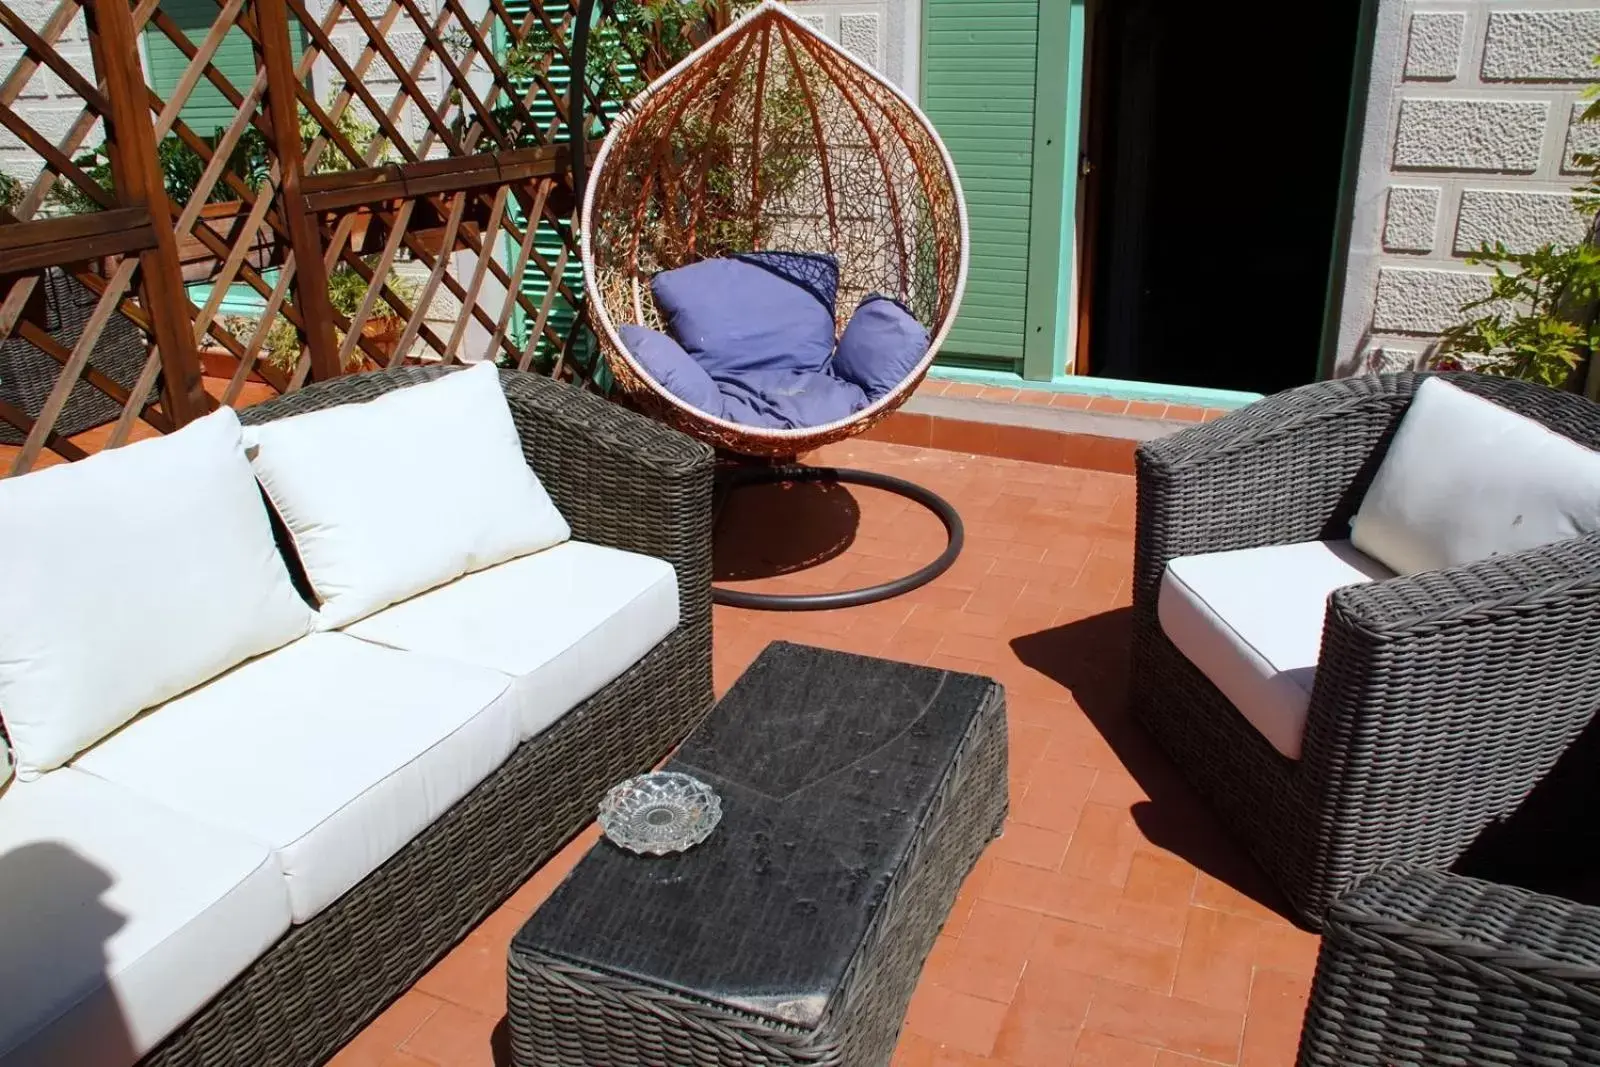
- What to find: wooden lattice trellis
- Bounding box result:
[0,0,699,475]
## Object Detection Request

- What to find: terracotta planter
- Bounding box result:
[359,316,406,363]
[177,201,278,283]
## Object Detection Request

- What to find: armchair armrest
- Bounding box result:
[1300,534,1600,873]
[1133,375,1416,616]
[1298,865,1600,1066]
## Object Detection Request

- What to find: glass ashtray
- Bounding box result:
[598,772,722,855]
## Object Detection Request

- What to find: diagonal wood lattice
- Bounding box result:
[0,0,704,475]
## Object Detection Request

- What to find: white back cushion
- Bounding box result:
[0,407,314,779]
[243,363,571,629]
[1352,377,1600,575]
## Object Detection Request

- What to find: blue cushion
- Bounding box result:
[618,325,725,417]
[715,368,868,431]
[651,252,840,378]
[831,294,930,401]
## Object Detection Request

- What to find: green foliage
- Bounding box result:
[1434,57,1600,389]
[47,101,388,215]
[0,172,23,213]
[1434,241,1600,388]
[255,263,422,374]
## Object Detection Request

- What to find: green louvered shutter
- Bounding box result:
[921,0,1037,370]
[498,5,633,371]
[143,0,299,137]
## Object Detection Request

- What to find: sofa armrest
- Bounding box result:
[1298,865,1600,1066]
[1133,375,1417,618]
[1298,534,1600,870]
[497,371,714,630]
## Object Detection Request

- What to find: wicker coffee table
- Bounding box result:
[507,641,1008,1067]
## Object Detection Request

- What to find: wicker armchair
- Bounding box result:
[1131,372,1600,928]
[1297,865,1600,1066]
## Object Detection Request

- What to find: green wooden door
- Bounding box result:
[921,0,1039,371]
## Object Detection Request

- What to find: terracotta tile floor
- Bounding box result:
[330,436,1319,1067]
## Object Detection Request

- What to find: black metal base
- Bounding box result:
[712,466,964,611]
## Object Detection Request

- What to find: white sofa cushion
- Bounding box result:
[73,633,518,922]
[0,769,290,1067]
[343,541,680,741]
[1351,377,1600,575]
[1158,539,1394,760]
[243,363,571,629]
[0,406,314,779]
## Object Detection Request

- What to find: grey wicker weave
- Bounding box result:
[0,268,155,445]
[1132,372,1600,929]
[507,642,1009,1067]
[136,365,715,1067]
[1296,865,1600,1066]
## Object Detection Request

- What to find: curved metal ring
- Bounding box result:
[712,466,964,611]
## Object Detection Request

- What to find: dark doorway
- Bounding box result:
[1080,0,1367,395]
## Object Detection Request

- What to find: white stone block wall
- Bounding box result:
[1335,0,1600,376]
[787,0,918,97]
[0,2,101,187]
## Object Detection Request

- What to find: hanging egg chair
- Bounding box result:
[573,0,970,608]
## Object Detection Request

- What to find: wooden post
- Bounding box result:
[83,0,209,425]
[256,0,341,381]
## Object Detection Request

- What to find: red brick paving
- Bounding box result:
[319,436,1316,1067]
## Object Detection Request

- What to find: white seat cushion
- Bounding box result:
[0,406,314,779]
[243,363,571,629]
[72,634,518,923]
[343,541,679,741]
[1352,377,1600,574]
[0,769,290,1067]
[1158,540,1394,760]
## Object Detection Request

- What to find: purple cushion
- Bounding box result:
[618,325,725,417]
[651,252,840,378]
[831,294,930,401]
[715,368,869,430]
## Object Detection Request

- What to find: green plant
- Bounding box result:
[0,172,23,214]
[1433,62,1600,390]
[256,263,422,373]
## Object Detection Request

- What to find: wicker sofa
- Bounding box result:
[1297,865,1600,1066]
[0,366,715,1067]
[1131,372,1600,928]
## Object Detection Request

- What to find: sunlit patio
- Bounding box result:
[325,433,1320,1067]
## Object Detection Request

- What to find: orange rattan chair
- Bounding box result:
[574,0,970,608]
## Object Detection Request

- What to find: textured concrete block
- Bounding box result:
[13,68,69,102]
[1382,185,1440,251]
[8,0,60,27]
[1393,98,1547,173]
[1372,266,1494,334]
[1455,189,1586,254]
[798,13,827,35]
[1362,344,1426,374]
[1482,10,1600,82]
[1565,101,1600,174]
[1405,12,1464,80]
[839,13,881,68]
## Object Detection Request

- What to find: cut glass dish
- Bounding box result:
[598,771,722,855]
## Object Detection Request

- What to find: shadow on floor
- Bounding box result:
[1011,608,1297,922]
[1456,709,1600,905]
[490,1017,513,1065]
[712,477,860,582]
